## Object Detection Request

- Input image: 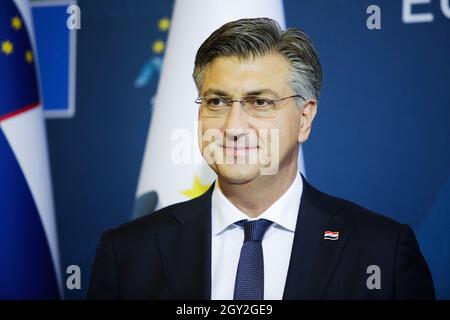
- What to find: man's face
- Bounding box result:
[198,52,312,185]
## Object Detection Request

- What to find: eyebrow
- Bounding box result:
[202,88,281,97]
[246,89,280,98]
[202,89,230,97]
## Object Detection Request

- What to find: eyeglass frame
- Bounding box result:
[194,94,305,117]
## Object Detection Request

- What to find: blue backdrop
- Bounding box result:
[43,0,450,299]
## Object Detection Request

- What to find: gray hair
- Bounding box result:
[193,17,323,101]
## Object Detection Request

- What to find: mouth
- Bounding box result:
[222,146,258,149]
[220,144,258,150]
[220,145,258,157]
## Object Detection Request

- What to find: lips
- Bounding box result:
[222,146,257,150]
[221,145,258,158]
[220,145,258,150]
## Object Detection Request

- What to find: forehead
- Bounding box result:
[201,52,291,96]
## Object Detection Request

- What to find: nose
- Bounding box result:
[223,101,250,142]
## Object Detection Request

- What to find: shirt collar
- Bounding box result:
[211,171,303,235]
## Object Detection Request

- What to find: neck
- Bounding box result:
[218,159,298,218]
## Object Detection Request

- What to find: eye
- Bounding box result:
[206,97,226,108]
[248,97,272,109]
[255,99,269,106]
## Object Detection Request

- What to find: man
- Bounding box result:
[88,18,434,299]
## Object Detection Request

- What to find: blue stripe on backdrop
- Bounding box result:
[0,129,59,299]
[32,4,70,114]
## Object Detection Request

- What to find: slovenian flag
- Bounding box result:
[0,0,61,299]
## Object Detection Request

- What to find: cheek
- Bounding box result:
[199,119,224,149]
[275,115,301,149]
[247,119,275,149]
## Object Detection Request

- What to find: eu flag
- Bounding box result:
[0,0,61,299]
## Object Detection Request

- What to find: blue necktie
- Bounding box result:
[233,219,273,300]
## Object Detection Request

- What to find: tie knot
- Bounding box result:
[236,219,273,242]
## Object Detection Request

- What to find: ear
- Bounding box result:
[298,99,317,143]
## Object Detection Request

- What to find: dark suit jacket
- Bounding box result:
[88,175,435,299]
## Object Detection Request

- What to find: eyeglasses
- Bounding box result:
[195,94,305,118]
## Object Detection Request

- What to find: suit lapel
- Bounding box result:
[156,185,214,299]
[283,176,352,299]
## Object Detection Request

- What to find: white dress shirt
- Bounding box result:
[211,172,303,300]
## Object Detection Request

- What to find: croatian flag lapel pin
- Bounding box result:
[324,230,339,240]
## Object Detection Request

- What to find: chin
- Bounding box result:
[215,163,261,185]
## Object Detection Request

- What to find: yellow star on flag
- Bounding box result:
[158,17,170,31]
[25,50,33,63]
[11,16,22,30]
[1,40,14,55]
[181,175,211,199]
[152,40,165,54]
